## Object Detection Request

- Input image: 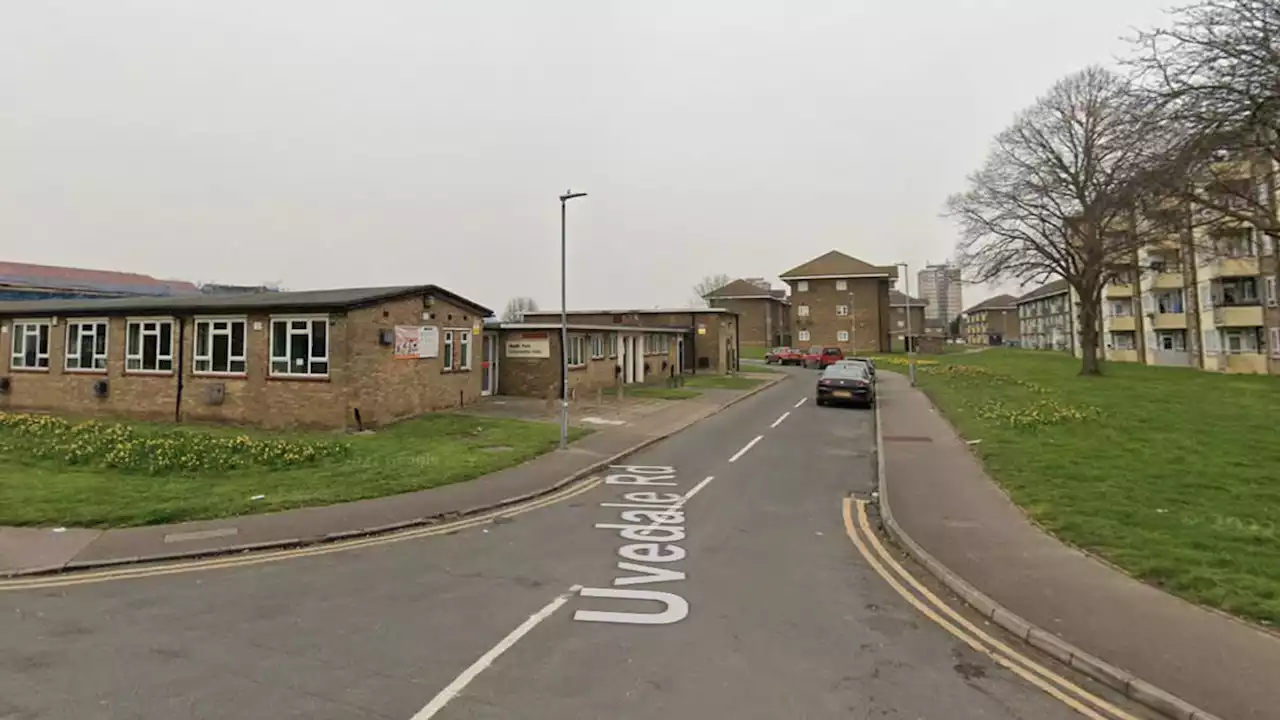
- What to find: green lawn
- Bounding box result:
[604,385,701,400]
[739,346,768,360]
[0,413,587,528]
[908,349,1280,626]
[683,375,765,390]
[737,361,779,373]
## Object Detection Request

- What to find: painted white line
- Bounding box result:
[728,435,764,463]
[794,397,807,408]
[411,585,582,719]
[770,411,790,428]
[676,475,715,508]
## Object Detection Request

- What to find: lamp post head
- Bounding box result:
[560,191,588,202]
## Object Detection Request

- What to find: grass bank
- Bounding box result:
[604,385,701,400]
[0,413,586,528]
[684,375,764,390]
[899,349,1280,626]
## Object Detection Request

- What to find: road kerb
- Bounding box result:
[5,373,787,578]
[871,378,1225,720]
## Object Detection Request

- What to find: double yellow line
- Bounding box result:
[0,477,603,592]
[843,498,1141,720]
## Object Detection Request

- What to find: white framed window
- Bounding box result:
[796,280,809,292]
[459,330,472,370]
[270,316,329,377]
[798,329,810,342]
[608,332,618,357]
[9,320,51,370]
[591,333,605,359]
[567,335,586,366]
[837,330,850,342]
[1109,332,1135,350]
[1271,327,1280,359]
[194,318,247,375]
[443,331,455,370]
[797,305,810,317]
[1158,331,1186,352]
[126,319,174,373]
[835,279,848,291]
[836,305,849,317]
[1221,328,1263,354]
[65,319,108,372]
[1267,276,1278,307]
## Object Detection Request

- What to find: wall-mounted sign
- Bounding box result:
[395,325,440,359]
[506,332,551,358]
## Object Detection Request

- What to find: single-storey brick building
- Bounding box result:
[485,322,691,399]
[518,308,740,374]
[0,285,492,430]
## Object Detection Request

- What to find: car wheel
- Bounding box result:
[816,397,825,406]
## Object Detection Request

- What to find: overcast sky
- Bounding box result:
[1,1,1173,312]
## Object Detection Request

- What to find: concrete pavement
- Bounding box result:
[0,367,1150,719]
[878,369,1278,720]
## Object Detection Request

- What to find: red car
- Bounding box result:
[766,346,805,365]
[803,346,845,369]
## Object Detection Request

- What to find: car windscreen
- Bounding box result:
[822,366,867,379]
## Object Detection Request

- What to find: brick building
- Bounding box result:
[779,251,898,353]
[520,308,739,374]
[0,285,491,430]
[888,290,928,352]
[487,322,689,399]
[962,294,1020,346]
[703,278,790,350]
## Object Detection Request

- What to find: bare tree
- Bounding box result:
[502,296,539,322]
[946,67,1171,374]
[691,274,734,307]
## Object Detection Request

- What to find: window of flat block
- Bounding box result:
[1271,328,1280,357]
[835,279,847,291]
[459,330,471,370]
[65,320,108,371]
[836,305,849,317]
[443,331,455,370]
[797,305,810,317]
[1268,277,1278,306]
[10,320,51,369]
[194,319,248,374]
[837,330,849,342]
[270,317,329,377]
[796,280,809,292]
[126,319,174,373]
[797,330,810,342]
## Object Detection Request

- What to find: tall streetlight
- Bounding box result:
[559,190,587,450]
[897,261,916,386]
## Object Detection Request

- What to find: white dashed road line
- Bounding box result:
[794,397,807,408]
[770,411,790,428]
[728,435,764,463]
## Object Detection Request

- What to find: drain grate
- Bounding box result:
[883,435,933,443]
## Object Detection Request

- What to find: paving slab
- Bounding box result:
[877,370,1280,720]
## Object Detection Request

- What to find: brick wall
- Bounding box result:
[496,329,684,397]
[708,298,788,348]
[888,306,927,351]
[787,277,890,353]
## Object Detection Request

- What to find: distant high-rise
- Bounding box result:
[917,262,963,325]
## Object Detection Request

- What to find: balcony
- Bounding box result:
[1149,272,1184,290]
[1109,316,1136,332]
[1150,313,1187,330]
[1204,256,1260,279]
[1105,283,1135,299]
[1212,305,1264,327]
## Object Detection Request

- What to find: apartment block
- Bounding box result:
[1016,280,1074,353]
[779,250,897,353]
[917,262,963,327]
[704,278,791,350]
[962,294,1019,346]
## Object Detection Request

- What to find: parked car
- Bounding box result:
[766,346,805,365]
[835,356,876,379]
[804,346,844,369]
[815,363,875,408]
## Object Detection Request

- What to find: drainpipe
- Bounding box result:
[173,316,186,423]
[734,311,740,373]
[689,312,697,375]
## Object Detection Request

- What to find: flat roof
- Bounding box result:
[486,321,690,334]
[0,284,493,318]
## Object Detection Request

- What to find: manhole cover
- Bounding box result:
[884,435,932,443]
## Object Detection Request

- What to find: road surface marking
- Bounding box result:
[843,499,1132,720]
[728,435,763,463]
[794,397,808,408]
[851,499,1141,720]
[0,477,603,591]
[770,411,790,428]
[411,585,582,719]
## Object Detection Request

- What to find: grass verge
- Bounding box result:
[0,413,588,528]
[908,349,1280,626]
[739,346,768,360]
[604,386,701,400]
[684,375,764,390]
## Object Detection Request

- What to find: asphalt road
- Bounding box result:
[0,367,1145,719]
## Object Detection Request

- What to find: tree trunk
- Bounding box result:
[1078,298,1103,376]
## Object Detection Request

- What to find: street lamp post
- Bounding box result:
[898,262,916,386]
[558,190,587,450]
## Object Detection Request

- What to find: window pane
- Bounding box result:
[271,359,289,374]
[68,325,80,354]
[310,361,329,375]
[212,334,230,372]
[143,334,159,369]
[24,339,36,367]
[94,324,106,354]
[38,325,48,354]
[195,359,211,372]
[230,359,246,373]
[289,333,308,371]
[127,358,142,370]
[158,358,173,371]
[128,324,141,356]
[310,320,326,358]
[292,320,307,331]
[159,322,172,355]
[197,322,210,357]
[271,321,286,357]
[231,322,245,358]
